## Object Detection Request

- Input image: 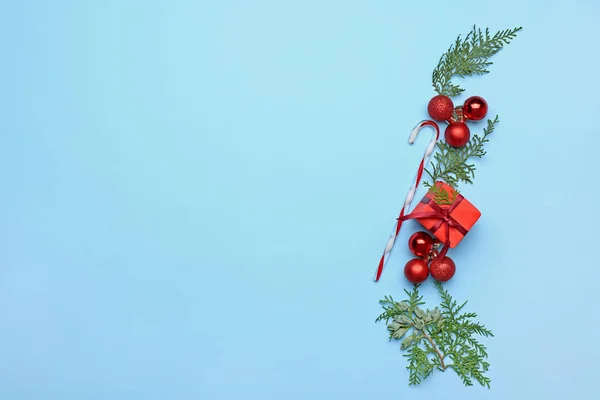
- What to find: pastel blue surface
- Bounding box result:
[1,1,599,399]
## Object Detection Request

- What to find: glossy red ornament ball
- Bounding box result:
[404,259,430,284]
[463,96,488,121]
[408,232,434,258]
[429,256,456,282]
[445,122,470,147]
[427,95,454,121]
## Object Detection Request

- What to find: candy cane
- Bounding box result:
[373,120,440,282]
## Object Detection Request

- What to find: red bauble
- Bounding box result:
[463,96,488,121]
[404,259,429,284]
[445,122,470,147]
[408,232,434,258]
[427,95,454,121]
[429,256,456,282]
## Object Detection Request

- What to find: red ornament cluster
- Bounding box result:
[404,231,456,284]
[426,95,488,148]
[399,94,490,284]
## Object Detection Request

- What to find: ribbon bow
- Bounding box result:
[399,195,469,259]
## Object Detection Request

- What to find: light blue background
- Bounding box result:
[1,1,598,399]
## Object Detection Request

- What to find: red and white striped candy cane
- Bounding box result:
[373,120,440,282]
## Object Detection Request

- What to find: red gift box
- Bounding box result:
[405,181,481,248]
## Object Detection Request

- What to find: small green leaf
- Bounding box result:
[387,321,401,332]
[414,307,426,319]
[414,318,425,330]
[424,310,433,323]
[392,326,409,339]
[398,302,410,312]
[401,336,413,350]
[395,315,412,325]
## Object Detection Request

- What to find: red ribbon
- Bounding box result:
[399,195,469,258]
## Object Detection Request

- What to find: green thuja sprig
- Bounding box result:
[432,26,522,96]
[425,183,458,205]
[376,283,493,387]
[423,115,499,192]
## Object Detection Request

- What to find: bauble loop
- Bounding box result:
[425,249,439,262]
[404,258,429,284]
[463,96,488,121]
[445,122,470,147]
[427,95,454,121]
[429,256,456,282]
[450,105,466,123]
[408,232,434,258]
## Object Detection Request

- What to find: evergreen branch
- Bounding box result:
[435,280,458,319]
[457,312,478,320]
[378,283,493,387]
[458,320,494,337]
[420,329,446,369]
[404,284,425,312]
[376,295,405,324]
[432,26,522,96]
[423,182,458,205]
[406,345,431,385]
[423,115,499,193]
[460,334,490,358]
